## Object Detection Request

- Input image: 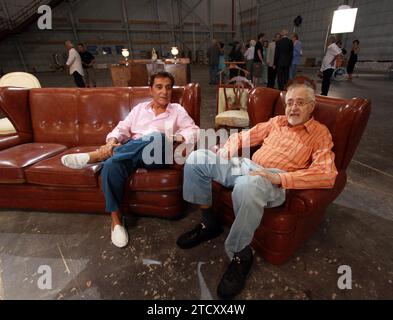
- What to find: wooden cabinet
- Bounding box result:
[110,60,191,87]
[109,65,130,87]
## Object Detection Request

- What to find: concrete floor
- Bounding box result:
[0,66,392,300]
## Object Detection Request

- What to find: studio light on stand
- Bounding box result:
[324,5,358,51]
[331,5,358,34]
[171,46,179,64]
[122,48,130,66]
[324,5,358,82]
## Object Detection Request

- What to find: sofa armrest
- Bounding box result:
[181,83,201,127]
[0,133,32,151]
[169,141,198,171]
[286,170,347,217]
[0,87,33,150]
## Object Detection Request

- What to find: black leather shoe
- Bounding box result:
[176,223,223,249]
[217,245,253,299]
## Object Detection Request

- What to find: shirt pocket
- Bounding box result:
[290,136,313,165]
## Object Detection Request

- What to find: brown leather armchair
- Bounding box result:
[212,87,371,265]
[0,84,200,219]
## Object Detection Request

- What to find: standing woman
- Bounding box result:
[290,33,302,80]
[347,40,360,80]
[229,41,244,79]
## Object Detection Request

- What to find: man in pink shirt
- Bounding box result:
[61,71,199,248]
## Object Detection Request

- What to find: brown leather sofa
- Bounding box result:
[212,87,371,265]
[0,84,200,218]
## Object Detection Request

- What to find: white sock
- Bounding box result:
[61,153,90,169]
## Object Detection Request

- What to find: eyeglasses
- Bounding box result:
[285,100,314,108]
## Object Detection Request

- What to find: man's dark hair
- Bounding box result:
[77,43,84,47]
[257,33,265,40]
[353,39,360,45]
[149,71,175,87]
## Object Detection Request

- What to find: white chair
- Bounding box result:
[0,72,41,134]
[0,72,41,88]
[215,76,253,130]
[0,117,16,135]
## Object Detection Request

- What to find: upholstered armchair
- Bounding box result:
[212,87,371,265]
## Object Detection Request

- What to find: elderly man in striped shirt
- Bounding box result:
[177,83,338,299]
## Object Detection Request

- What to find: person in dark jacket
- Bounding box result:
[207,39,221,85]
[253,33,265,86]
[274,29,294,90]
[229,41,244,79]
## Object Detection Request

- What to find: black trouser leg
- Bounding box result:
[72,71,86,88]
[277,66,289,90]
[267,66,277,88]
[321,68,334,96]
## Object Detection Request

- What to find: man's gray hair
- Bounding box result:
[327,35,336,46]
[281,29,289,36]
[286,83,316,103]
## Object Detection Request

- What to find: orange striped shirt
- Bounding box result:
[222,116,338,189]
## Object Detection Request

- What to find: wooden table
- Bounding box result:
[110,59,191,87]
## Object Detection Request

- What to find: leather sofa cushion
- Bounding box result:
[29,88,131,148]
[127,190,183,207]
[129,168,183,191]
[215,110,250,128]
[25,146,102,187]
[96,167,183,191]
[0,143,67,183]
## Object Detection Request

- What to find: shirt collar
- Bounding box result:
[283,116,316,133]
[303,117,317,133]
[145,101,173,114]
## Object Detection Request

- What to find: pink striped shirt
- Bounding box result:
[106,101,200,144]
[221,116,338,189]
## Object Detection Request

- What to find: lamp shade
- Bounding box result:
[121,49,130,58]
[331,7,358,33]
[171,47,179,56]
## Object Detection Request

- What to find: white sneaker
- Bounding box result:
[111,224,129,248]
[61,153,90,169]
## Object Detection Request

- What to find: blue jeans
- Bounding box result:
[183,149,286,258]
[209,64,219,84]
[101,132,168,212]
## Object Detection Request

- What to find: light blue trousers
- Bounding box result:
[183,149,286,258]
[290,64,298,80]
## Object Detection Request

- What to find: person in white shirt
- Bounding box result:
[65,40,85,88]
[244,40,256,80]
[320,36,342,96]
